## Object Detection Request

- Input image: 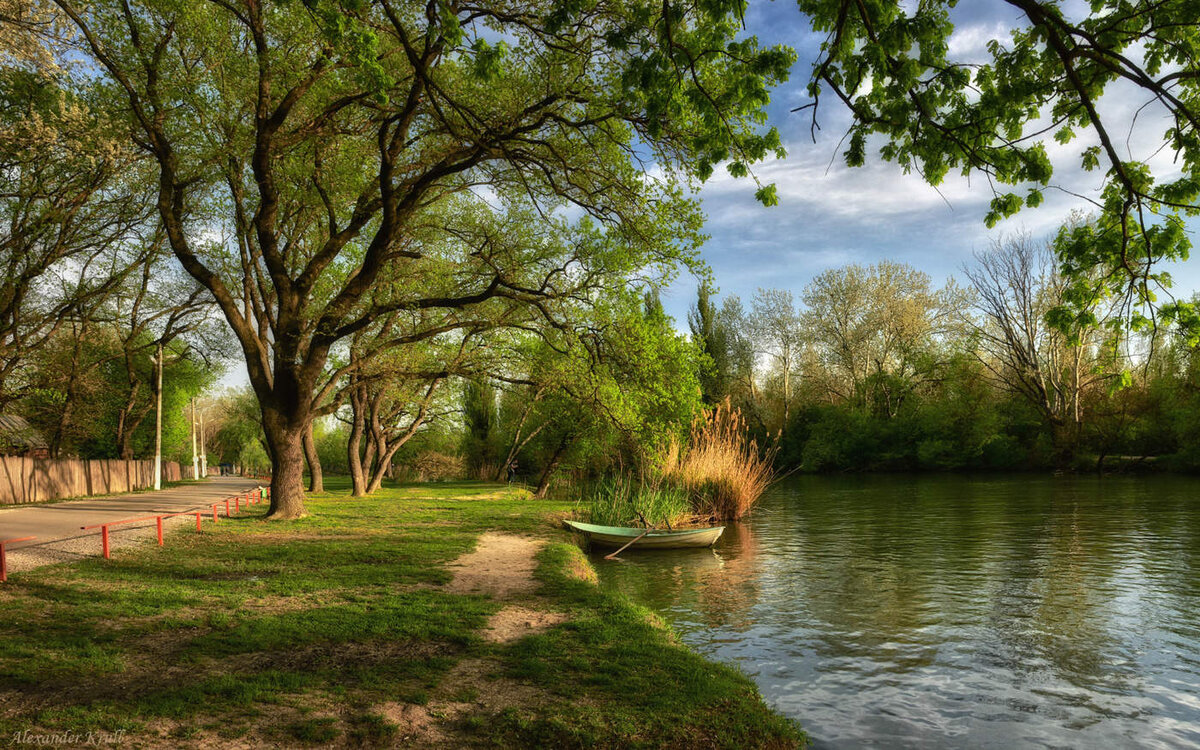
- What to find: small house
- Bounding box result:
[0,415,50,459]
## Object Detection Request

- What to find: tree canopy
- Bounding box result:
[44,0,793,515]
[796,0,1200,338]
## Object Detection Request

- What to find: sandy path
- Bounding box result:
[374,532,573,746]
[446,532,568,642]
[446,532,544,598]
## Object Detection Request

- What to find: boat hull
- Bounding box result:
[564,520,725,549]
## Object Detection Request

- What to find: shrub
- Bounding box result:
[658,400,777,520]
[474,461,502,481]
[408,451,465,481]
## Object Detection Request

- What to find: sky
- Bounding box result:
[656,0,1200,324]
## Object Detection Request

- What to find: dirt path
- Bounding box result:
[446,532,569,641]
[446,532,542,597]
[382,533,571,747]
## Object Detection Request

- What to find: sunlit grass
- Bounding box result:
[577,475,692,527]
[0,476,803,748]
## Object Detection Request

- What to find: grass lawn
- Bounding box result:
[0,478,804,748]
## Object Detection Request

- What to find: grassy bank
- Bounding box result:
[0,478,803,748]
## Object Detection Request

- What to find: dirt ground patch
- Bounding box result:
[445,533,543,599]
[483,605,570,644]
[378,656,558,748]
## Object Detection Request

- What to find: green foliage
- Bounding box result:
[314,420,350,475]
[461,379,497,474]
[497,285,704,490]
[797,0,1200,338]
[688,283,730,404]
[19,330,214,461]
[209,389,269,470]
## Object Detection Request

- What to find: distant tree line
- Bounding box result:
[689,234,1200,473]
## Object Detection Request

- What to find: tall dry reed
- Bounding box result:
[658,400,777,520]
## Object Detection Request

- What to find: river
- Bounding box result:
[593,475,1200,749]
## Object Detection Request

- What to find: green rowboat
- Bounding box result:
[563,520,725,549]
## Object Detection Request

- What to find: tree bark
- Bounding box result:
[347,384,368,497]
[262,409,307,518]
[367,441,403,494]
[534,436,572,499]
[303,420,324,493]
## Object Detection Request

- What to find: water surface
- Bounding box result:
[594,475,1200,749]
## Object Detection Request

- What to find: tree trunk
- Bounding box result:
[494,391,545,481]
[367,441,403,494]
[116,381,139,460]
[361,435,378,492]
[262,409,307,519]
[534,436,572,499]
[303,420,324,493]
[347,385,368,497]
[496,422,546,481]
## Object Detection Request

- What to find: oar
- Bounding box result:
[604,510,654,560]
[604,526,653,560]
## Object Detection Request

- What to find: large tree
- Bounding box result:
[796,0,1200,337]
[800,261,966,416]
[964,233,1119,460]
[51,0,792,517]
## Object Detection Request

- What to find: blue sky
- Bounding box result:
[657,0,1200,323]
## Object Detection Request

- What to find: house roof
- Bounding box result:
[0,414,48,453]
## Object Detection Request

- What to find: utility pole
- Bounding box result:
[153,341,163,491]
[199,406,207,478]
[190,397,198,480]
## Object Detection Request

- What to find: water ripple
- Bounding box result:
[595,474,1200,748]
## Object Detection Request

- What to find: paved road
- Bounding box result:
[0,477,263,577]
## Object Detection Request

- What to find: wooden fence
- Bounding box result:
[0,457,195,505]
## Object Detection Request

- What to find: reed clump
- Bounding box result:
[578,475,692,528]
[657,400,777,520]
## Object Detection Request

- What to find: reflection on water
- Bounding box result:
[593,475,1200,749]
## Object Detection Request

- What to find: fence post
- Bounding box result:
[102,526,110,559]
[225,498,231,517]
[156,516,164,546]
[195,512,202,531]
[235,495,241,514]
[0,538,36,583]
[212,504,219,523]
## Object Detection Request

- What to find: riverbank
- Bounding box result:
[0,479,804,748]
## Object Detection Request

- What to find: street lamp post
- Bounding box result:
[190,397,199,480]
[153,341,164,491]
[199,407,207,477]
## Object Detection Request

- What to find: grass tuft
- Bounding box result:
[286,716,339,743]
[577,475,691,527]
